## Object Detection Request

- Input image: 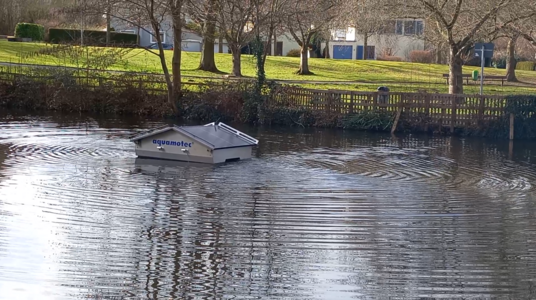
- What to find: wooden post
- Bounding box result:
[349,92,354,114]
[509,113,515,140]
[450,96,457,133]
[391,105,403,134]
[478,95,485,129]
[424,94,430,132]
[509,140,514,160]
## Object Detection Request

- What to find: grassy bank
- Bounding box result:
[1,40,535,95]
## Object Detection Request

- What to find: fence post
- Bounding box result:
[509,113,515,140]
[477,95,485,128]
[392,102,403,134]
[349,92,354,114]
[424,94,430,132]
[450,96,457,133]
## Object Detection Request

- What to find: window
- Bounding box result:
[395,20,404,35]
[150,31,165,43]
[334,29,346,41]
[415,20,424,36]
[404,20,415,35]
[380,20,396,34]
[394,19,424,36]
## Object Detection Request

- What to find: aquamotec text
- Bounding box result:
[152,139,192,147]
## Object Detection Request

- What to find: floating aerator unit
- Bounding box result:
[129,122,259,164]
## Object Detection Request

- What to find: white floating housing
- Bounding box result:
[129,122,259,164]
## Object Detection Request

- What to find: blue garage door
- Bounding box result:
[333,45,353,59]
[356,46,364,60]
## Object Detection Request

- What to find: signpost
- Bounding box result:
[474,43,494,95]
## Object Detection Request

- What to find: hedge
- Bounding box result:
[287,49,301,57]
[14,23,45,41]
[48,28,137,46]
[516,61,535,71]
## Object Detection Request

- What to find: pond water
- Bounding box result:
[1,112,536,300]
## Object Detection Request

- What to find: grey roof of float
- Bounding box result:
[130,122,258,150]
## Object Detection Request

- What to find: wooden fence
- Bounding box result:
[0,70,527,138]
[271,87,515,134]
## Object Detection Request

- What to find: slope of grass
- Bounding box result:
[1,40,535,95]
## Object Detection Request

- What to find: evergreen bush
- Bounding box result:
[14,23,45,41]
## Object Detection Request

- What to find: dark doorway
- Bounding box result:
[276,42,283,56]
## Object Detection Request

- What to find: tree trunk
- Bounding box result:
[105,6,111,46]
[136,24,141,45]
[363,33,368,59]
[448,46,464,94]
[506,35,518,82]
[435,42,443,64]
[199,38,218,72]
[325,39,330,58]
[198,0,218,72]
[297,45,312,75]
[261,26,274,68]
[155,36,177,114]
[218,34,223,53]
[273,32,278,55]
[231,45,242,76]
[171,14,182,115]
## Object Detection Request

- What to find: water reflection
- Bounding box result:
[0,112,535,299]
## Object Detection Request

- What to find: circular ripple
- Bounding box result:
[1,115,536,300]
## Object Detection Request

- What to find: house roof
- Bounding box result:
[129,122,258,150]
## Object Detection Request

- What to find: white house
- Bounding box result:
[111,13,303,56]
[324,19,426,60]
[111,15,229,52]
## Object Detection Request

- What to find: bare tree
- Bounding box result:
[285,0,339,75]
[213,0,256,77]
[186,0,220,72]
[380,0,536,94]
[496,12,536,82]
[0,0,74,35]
[255,0,288,70]
[114,0,183,114]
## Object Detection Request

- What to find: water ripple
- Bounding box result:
[0,114,536,299]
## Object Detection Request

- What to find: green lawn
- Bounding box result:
[1,40,535,95]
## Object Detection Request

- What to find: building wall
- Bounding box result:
[182,40,202,52]
[113,25,174,47]
[214,43,230,54]
[113,16,305,57]
[269,33,301,56]
[323,34,425,60]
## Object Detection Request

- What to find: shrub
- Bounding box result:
[14,23,45,41]
[0,69,170,115]
[377,56,403,62]
[287,49,301,57]
[516,61,535,71]
[48,28,137,46]
[341,111,394,131]
[409,50,433,63]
